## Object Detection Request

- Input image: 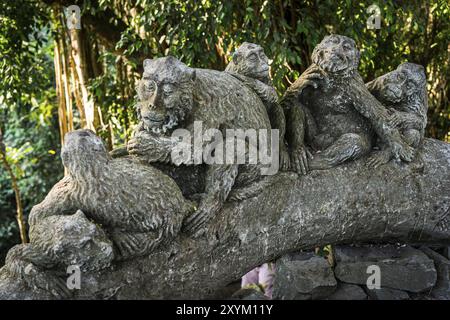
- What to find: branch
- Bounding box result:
[1,139,449,299]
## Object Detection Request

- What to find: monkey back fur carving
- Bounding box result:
[29,129,194,260]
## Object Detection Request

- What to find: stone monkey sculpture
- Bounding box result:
[128,56,275,234]
[1,211,114,299]
[28,129,195,260]
[225,42,290,171]
[282,34,415,174]
[366,62,428,167]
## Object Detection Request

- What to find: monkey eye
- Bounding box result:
[343,43,352,51]
[248,53,257,61]
[259,53,268,62]
[396,72,406,82]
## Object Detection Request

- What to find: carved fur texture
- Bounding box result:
[225,42,289,171]
[2,211,113,299]
[283,34,415,173]
[29,130,194,260]
[128,56,274,234]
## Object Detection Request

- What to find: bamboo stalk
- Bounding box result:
[0,129,28,244]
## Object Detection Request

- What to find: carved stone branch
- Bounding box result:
[1,138,449,299]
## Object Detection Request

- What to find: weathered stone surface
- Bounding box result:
[283,35,419,175]
[366,288,410,300]
[273,252,337,300]
[334,245,437,293]
[230,288,268,300]
[0,138,448,299]
[326,283,367,300]
[420,247,450,299]
[442,246,450,260]
[0,35,449,299]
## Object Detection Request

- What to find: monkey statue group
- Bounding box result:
[3,34,429,299]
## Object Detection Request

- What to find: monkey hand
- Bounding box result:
[127,132,171,163]
[389,137,415,163]
[290,145,314,175]
[290,64,326,96]
[183,197,221,238]
[279,143,290,171]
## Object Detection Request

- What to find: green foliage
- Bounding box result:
[0,0,62,263]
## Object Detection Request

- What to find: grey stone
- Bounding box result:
[326,283,367,300]
[128,55,274,235]
[366,288,410,300]
[283,35,420,175]
[366,62,427,168]
[334,245,437,293]
[225,42,289,171]
[28,129,195,261]
[273,252,337,300]
[443,246,450,260]
[0,36,449,300]
[231,288,269,300]
[420,247,450,299]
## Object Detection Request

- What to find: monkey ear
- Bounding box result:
[143,59,153,69]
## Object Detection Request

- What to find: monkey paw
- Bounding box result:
[367,150,392,169]
[183,206,214,238]
[290,146,314,175]
[391,139,415,163]
[279,145,290,171]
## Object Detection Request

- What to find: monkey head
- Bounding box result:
[225,42,270,83]
[61,129,110,179]
[30,210,114,272]
[137,56,196,134]
[312,35,360,76]
[367,62,427,106]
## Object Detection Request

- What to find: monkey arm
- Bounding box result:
[127,131,175,164]
[282,91,316,174]
[4,244,71,298]
[348,78,415,162]
[183,164,239,235]
[390,111,425,131]
[28,177,76,229]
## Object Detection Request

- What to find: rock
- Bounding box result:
[326,283,367,300]
[442,246,450,260]
[366,288,410,300]
[273,252,337,300]
[334,245,436,293]
[420,247,450,300]
[230,288,268,300]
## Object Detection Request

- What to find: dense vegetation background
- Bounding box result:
[0,0,449,263]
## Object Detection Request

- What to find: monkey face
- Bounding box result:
[61,129,108,173]
[376,63,425,104]
[231,42,270,82]
[138,57,195,134]
[34,211,114,272]
[312,35,360,75]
